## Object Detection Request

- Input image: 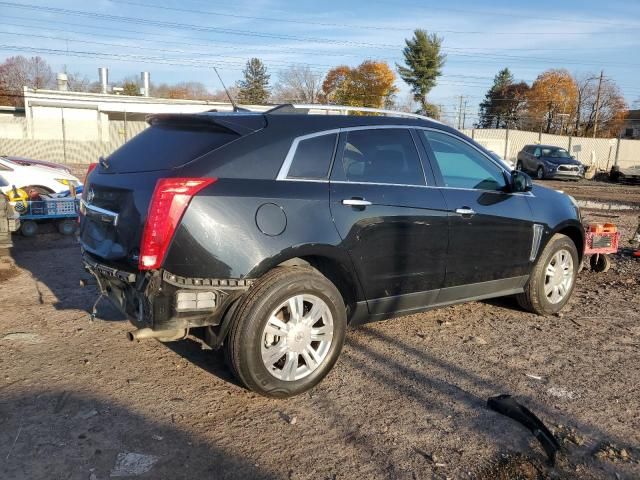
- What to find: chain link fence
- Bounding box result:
[464,128,639,170]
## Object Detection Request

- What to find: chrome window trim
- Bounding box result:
[276,125,523,194]
[276,128,340,181]
[278,125,426,183]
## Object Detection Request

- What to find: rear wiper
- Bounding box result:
[98,156,109,170]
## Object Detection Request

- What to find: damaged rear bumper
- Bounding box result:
[82,251,250,334]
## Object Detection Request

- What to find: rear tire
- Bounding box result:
[57,219,77,236]
[224,266,346,398]
[20,220,38,237]
[516,161,524,171]
[517,234,579,315]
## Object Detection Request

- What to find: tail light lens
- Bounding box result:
[139,177,216,270]
[81,163,98,199]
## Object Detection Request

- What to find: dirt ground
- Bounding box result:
[1,184,639,480]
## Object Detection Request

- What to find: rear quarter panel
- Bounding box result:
[163,178,353,280]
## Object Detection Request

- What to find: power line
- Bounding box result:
[0,0,636,47]
[112,0,640,32]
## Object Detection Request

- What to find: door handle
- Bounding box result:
[455,207,476,216]
[342,198,372,207]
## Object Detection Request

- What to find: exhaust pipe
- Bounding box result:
[127,328,186,342]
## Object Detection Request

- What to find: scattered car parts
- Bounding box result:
[487,394,560,465]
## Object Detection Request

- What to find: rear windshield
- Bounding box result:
[105,124,238,173]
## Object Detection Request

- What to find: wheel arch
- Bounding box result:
[551,222,585,262]
[23,184,55,194]
[248,245,365,316]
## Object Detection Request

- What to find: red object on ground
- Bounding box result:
[584,223,620,255]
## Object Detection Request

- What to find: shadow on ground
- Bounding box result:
[0,389,276,480]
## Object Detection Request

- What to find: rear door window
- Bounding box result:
[105,124,238,174]
[286,133,337,179]
[331,128,425,186]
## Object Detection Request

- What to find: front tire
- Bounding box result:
[224,266,346,398]
[536,166,545,180]
[516,161,524,172]
[517,234,579,315]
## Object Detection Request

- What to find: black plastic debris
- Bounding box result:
[487,394,561,465]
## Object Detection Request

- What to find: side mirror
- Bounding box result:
[511,170,532,193]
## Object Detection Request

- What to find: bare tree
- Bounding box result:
[575,74,627,137]
[271,64,323,103]
[0,55,55,106]
[66,72,93,92]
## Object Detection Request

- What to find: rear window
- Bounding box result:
[287,133,337,179]
[105,124,238,173]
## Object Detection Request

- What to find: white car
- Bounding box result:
[0,156,81,195]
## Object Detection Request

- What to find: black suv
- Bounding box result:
[80,105,584,397]
[517,144,585,180]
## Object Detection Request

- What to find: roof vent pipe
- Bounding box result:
[98,67,109,94]
[56,73,68,91]
[141,71,150,97]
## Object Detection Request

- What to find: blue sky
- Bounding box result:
[1,0,639,124]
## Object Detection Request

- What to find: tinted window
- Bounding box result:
[287,133,337,179]
[332,129,425,185]
[422,131,506,191]
[106,124,238,174]
[541,147,570,158]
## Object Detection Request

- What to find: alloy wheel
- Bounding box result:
[543,249,574,304]
[260,294,334,381]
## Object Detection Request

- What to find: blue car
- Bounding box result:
[516,145,584,180]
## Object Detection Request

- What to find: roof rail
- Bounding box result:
[266,104,441,123]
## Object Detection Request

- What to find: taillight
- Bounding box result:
[139,177,216,270]
[82,163,98,199]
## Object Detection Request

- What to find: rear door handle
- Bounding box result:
[342,198,372,207]
[455,207,476,216]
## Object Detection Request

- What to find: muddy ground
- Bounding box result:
[1,183,639,480]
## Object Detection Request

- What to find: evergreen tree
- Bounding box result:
[396,30,446,115]
[237,58,270,104]
[478,68,514,128]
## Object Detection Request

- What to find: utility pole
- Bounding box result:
[457,95,464,129]
[593,70,604,138]
[462,100,468,129]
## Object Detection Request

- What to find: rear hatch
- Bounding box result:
[79,113,265,268]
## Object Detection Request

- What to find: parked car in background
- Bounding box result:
[516,145,584,180]
[4,156,73,175]
[80,105,584,398]
[0,156,81,195]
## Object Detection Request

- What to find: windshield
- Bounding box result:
[541,148,571,158]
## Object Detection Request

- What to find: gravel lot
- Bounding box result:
[1,182,639,480]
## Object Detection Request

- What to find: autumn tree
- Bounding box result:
[575,74,627,137]
[478,68,529,128]
[237,58,270,105]
[272,64,323,103]
[396,30,446,115]
[525,69,578,134]
[151,81,210,99]
[321,61,397,109]
[0,55,54,106]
